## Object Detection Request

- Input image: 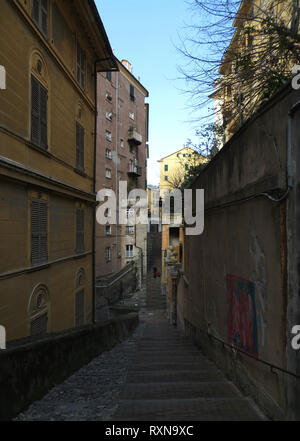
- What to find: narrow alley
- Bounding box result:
[15,228,265,421]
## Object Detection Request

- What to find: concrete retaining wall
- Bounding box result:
[178,84,300,420]
[0,313,139,421]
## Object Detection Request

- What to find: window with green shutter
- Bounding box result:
[77,42,86,90]
[76,122,84,171]
[31,75,48,149]
[31,199,48,266]
[32,0,48,37]
[76,208,85,253]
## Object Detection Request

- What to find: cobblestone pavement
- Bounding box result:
[15,315,148,421]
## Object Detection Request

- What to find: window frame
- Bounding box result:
[76,40,86,90]
[76,122,85,171]
[31,75,48,150]
[32,0,49,38]
[76,208,85,254]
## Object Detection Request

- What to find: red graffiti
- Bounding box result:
[227,275,258,357]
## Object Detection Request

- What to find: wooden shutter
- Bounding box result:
[76,208,84,253]
[40,85,48,149]
[39,201,48,263]
[76,123,84,170]
[31,200,40,265]
[31,200,48,265]
[31,76,40,145]
[31,76,48,149]
[31,313,48,336]
[75,289,84,327]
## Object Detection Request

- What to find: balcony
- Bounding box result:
[128,161,142,177]
[128,127,142,145]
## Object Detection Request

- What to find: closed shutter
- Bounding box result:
[40,86,48,149]
[39,201,48,263]
[31,76,48,149]
[31,200,48,265]
[31,76,40,145]
[31,200,40,265]
[31,313,48,336]
[76,209,84,253]
[76,122,84,170]
[75,289,84,327]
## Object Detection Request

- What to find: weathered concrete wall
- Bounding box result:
[178,85,300,420]
[0,313,139,421]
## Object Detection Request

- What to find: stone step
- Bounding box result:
[120,381,241,400]
[126,369,226,383]
[113,397,263,421]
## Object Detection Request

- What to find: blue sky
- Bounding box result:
[95,0,205,185]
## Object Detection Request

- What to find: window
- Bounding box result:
[106,130,112,142]
[76,208,85,253]
[164,164,168,172]
[31,75,48,149]
[130,84,135,101]
[105,247,111,261]
[165,176,168,181]
[106,92,112,103]
[106,149,112,159]
[75,289,84,327]
[106,71,112,81]
[32,0,48,37]
[76,122,84,171]
[77,41,86,90]
[126,245,134,258]
[120,138,124,148]
[129,111,135,120]
[106,112,112,121]
[31,199,48,265]
[106,225,112,236]
[29,284,49,336]
[105,208,111,218]
[106,168,111,179]
[126,226,134,235]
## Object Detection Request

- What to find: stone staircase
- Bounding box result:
[146,229,166,310]
[112,311,266,421]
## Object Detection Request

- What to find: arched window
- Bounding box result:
[75,268,85,327]
[28,284,50,337]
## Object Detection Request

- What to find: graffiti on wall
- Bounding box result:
[227,275,258,357]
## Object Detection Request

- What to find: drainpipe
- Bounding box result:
[115,71,119,271]
[287,101,300,189]
[92,61,98,324]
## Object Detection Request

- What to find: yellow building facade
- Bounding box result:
[0,0,116,342]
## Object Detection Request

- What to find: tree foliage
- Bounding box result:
[178,0,300,128]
